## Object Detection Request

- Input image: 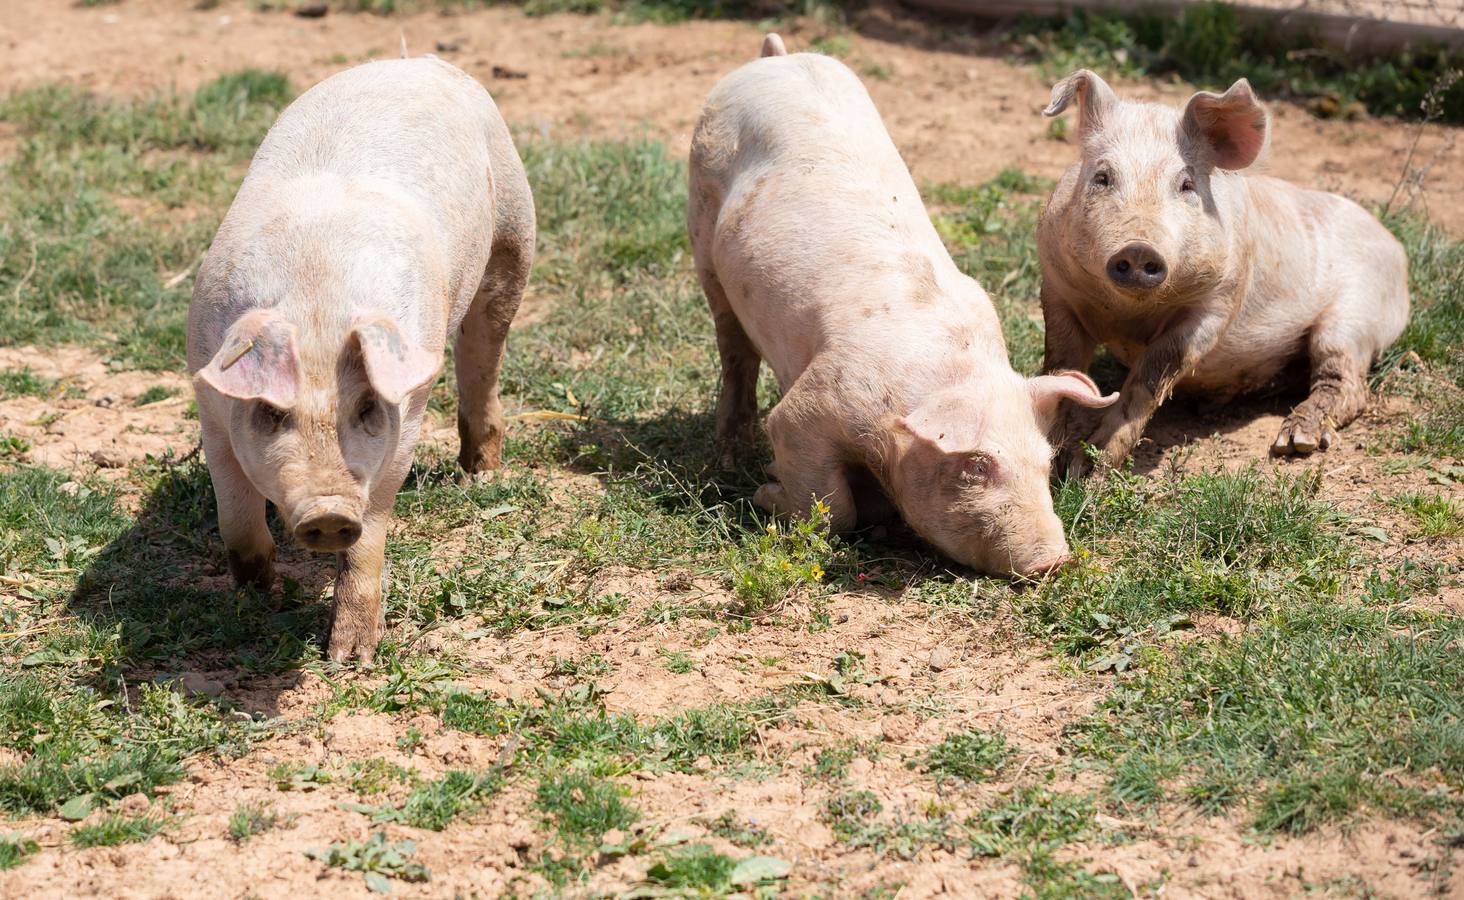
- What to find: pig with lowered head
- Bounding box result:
[188,58,534,663]
[688,36,1117,576]
[1037,70,1409,474]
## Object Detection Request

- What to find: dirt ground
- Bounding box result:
[1,0,1461,233]
[2,1,1464,898]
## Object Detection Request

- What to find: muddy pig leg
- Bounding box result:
[1272,321,1373,456]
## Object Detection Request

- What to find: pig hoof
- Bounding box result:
[457,449,502,478]
[227,549,275,591]
[1272,419,1334,457]
[327,620,383,667]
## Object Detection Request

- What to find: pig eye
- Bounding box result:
[1180,177,1196,193]
[1091,170,1111,188]
[252,402,290,434]
[961,453,995,484]
[357,396,385,435]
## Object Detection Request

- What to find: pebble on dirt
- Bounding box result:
[928,646,954,672]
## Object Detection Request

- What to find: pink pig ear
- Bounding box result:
[1043,69,1118,139]
[1029,370,1119,425]
[1182,79,1269,170]
[348,318,441,406]
[195,311,299,410]
[893,417,996,484]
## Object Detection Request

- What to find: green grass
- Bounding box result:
[1011,2,1464,123]
[70,813,166,848]
[0,834,39,869]
[1013,467,1353,664]
[1390,492,1464,537]
[967,788,1126,897]
[535,771,639,847]
[228,803,288,841]
[917,728,1012,783]
[1072,601,1464,833]
[699,810,771,848]
[821,788,883,842]
[0,465,258,817]
[400,770,500,830]
[132,385,177,406]
[0,71,291,369]
[0,368,60,399]
[305,830,430,892]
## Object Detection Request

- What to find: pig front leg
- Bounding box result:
[201,415,275,590]
[754,399,857,532]
[1040,290,1099,450]
[327,512,388,666]
[1271,329,1372,455]
[1067,311,1228,477]
[456,238,532,476]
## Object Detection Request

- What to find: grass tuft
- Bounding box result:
[70,813,166,848]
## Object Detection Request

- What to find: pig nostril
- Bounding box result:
[1107,243,1167,290]
[295,512,362,550]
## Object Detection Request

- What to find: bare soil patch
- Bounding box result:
[1,0,1460,232]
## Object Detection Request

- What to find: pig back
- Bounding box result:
[230,59,502,330]
[694,54,973,390]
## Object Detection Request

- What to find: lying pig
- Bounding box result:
[1038,69,1409,474]
[688,36,1117,576]
[188,58,535,663]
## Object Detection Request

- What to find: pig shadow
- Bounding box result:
[556,405,975,582]
[1129,391,1301,473]
[68,457,334,718]
[1089,353,1309,474]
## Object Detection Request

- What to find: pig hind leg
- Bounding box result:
[700,266,761,466]
[202,417,275,590]
[456,235,532,475]
[1272,321,1374,456]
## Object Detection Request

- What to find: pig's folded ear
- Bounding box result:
[1043,69,1117,137]
[1029,370,1119,427]
[1182,79,1270,171]
[893,418,995,483]
[195,312,299,409]
[349,318,442,406]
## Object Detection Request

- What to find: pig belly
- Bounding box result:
[1179,337,1299,397]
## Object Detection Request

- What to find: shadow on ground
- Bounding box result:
[69,459,332,716]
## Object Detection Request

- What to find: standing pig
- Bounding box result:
[188,58,535,663]
[1038,70,1409,474]
[688,36,1117,576]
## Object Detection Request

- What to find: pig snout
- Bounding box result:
[294,499,364,552]
[1015,552,1071,579]
[1106,241,1168,291]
